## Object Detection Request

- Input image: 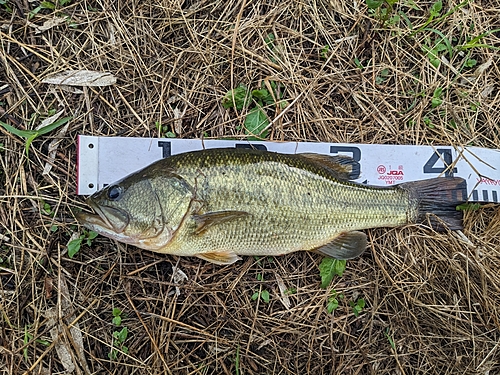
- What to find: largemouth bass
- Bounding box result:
[76,148,467,264]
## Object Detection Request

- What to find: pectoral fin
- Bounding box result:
[192,210,250,235]
[196,251,242,265]
[299,153,360,181]
[314,231,367,259]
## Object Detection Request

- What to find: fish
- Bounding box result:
[76,148,468,265]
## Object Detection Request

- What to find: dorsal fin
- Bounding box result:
[299,153,360,180]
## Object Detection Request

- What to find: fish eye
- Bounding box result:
[107,185,123,201]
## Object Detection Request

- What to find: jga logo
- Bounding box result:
[378,165,404,184]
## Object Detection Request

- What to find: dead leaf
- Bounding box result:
[56,85,85,94]
[481,84,496,98]
[173,106,186,136]
[275,273,291,310]
[166,94,180,104]
[171,266,188,296]
[257,339,272,350]
[44,308,76,373]
[35,109,64,131]
[109,23,117,45]
[29,17,67,34]
[58,276,91,374]
[42,120,70,175]
[42,70,117,87]
[44,277,53,299]
[474,58,493,77]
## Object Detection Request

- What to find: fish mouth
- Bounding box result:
[76,199,129,234]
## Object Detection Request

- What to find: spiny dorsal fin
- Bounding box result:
[313,231,367,259]
[192,210,250,235]
[299,153,360,181]
[196,251,242,265]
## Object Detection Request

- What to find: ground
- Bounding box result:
[1,0,500,374]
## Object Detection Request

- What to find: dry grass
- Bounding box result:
[1,0,500,374]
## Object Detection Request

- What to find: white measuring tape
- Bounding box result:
[77,135,499,203]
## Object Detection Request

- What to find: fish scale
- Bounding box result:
[149,151,410,256]
[77,148,467,264]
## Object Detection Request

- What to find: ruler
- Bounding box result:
[77,135,499,203]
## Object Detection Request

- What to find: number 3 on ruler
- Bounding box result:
[423,149,457,177]
[330,146,361,179]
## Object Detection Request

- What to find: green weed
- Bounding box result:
[365,0,399,27]
[365,0,488,73]
[367,0,418,28]
[385,327,396,349]
[67,229,98,258]
[112,308,123,326]
[456,203,481,211]
[411,1,470,35]
[0,253,11,269]
[40,200,56,217]
[155,121,176,138]
[470,102,479,112]
[23,325,50,360]
[431,87,443,108]
[264,33,280,63]
[423,116,435,129]
[353,57,364,70]
[0,0,12,13]
[350,298,366,317]
[421,32,452,68]
[251,289,270,303]
[319,258,346,289]
[109,308,129,360]
[222,81,285,140]
[414,1,442,32]
[376,68,390,85]
[464,58,477,68]
[245,107,269,140]
[421,41,445,68]
[0,116,72,156]
[29,0,72,18]
[251,272,271,303]
[222,84,252,111]
[320,45,330,59]
[326,290,344,314]
[221,34,287,140]
[235,344,241,375]
[458,29,500,51]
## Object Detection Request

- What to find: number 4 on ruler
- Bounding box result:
[423,149,458,177]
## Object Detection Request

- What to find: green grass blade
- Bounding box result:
[0,121,35,138]
[25,133,38,156]
[36,116,72,135]
[423,28,453,59]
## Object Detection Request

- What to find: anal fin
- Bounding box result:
[197,251,242,265]
[313,231,367,260]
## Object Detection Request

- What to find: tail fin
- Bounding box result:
[399,177,468,231]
